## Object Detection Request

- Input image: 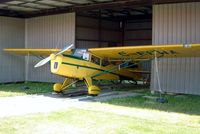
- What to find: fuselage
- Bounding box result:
[50,51,142,81]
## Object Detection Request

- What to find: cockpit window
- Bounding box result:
[91,55,100,65]
[73,49,89,61]
[73,49,86,57]
[82,52,90,60]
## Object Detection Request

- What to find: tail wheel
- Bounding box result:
[128,80,138,85]
[53,83,62,93]
[88,85,101,96]
[111,80,122,85]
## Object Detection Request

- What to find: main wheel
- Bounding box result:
[88,85,101,96]
[53,83,62,93]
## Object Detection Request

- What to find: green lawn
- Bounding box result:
[0,108,200,134]
[105,90,200,115]
[1,82,200,134]
[0,82,53,97]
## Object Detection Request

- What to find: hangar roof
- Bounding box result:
[0,0,198,18]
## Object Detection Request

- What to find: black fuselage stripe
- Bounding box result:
[61,62,120,77]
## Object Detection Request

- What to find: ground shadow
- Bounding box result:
[46,84,200,116]
[100,88,200,116]
[1,82,200,116]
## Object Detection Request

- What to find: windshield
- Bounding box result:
[73,49,89,60]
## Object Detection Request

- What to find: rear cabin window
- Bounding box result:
[91,55,100,65]
[102,59,109,66]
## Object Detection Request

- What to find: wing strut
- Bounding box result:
[154,51,162,94]
[25,53,30,82]
[92,51,158,78]
[154,51,168,103]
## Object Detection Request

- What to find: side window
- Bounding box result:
[102,59,109,66]
[83,52,90,61]
[91,55,100,65]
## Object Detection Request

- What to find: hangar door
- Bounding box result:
[151,2,200,95]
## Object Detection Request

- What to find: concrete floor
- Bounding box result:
[0,91,141,118]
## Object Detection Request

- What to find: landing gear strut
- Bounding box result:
[53,78,78,93]
[84,77,101,96]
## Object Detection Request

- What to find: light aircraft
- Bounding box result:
[4,43,200,95]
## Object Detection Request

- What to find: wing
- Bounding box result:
[89,44,200,60]
[4,48,71,56]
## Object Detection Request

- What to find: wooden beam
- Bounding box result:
[23,0,152,18]
[77,25,120,32]
[0,9,26,18]
[126,28,152,31]
[1,0,199,18]
[55,0,79,5]
[126,38,152,41]
[5,3,42,10]
[0,0,14,3]
[35,1,59,8]
[76,38,119,43]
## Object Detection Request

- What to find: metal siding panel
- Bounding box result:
[0,17,25,83]
[124,21,152,46]
[169,4,176,92]
[152,2,200,95]
[76,16,120,48]
[102,20,119,30]
[101,30,121,42]
[125,30,152,40]
[76,41,100,48]
[25,13,75,82]
[77,27,99,40]
[126,22,152,29]
[124,41,152,46]
[124,20,152,74]
[77,16,99,27]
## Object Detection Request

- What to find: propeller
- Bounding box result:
[34,44,74,68]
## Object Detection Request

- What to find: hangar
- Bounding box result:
[0,0,199,95]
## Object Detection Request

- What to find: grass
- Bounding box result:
[0,108,200,134]
[104,89,200,115]
[1,82,200,133]
[0,82,53,97]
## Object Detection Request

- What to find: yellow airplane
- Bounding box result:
[4,43,200,95]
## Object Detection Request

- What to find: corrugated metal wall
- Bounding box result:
[124,20,152,46]
[124,20,152,73]
[25,13,75,82]
[0,16,25,83]
[76,16,152,74]
[151,2,200,95]
[76,16,121,48]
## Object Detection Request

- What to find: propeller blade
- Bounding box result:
[34,44,74,68]
[56,44,74,55]
[34,56,51,68]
